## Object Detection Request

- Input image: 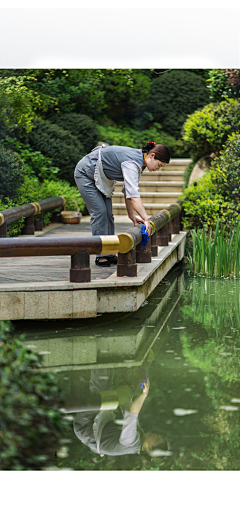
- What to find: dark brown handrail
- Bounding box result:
[0,196,66,237]
[0,202,183,282]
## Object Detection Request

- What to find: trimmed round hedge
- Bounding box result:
[149,70,210,139]
[0,144,25,200]
[28,119,85,184]
[182,98,240,162]
[49,112,100,154]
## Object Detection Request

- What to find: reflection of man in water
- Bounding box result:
[73,368,167,458]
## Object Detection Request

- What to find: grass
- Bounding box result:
[188,219,240,278]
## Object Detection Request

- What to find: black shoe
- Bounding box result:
[95,256,111,267]
[108,255,118,264]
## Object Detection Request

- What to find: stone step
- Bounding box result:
[161,158,192,170]
[115,181,184,193]
[141,171,184,182]
[112,203,179,215]
[113,192,181,204]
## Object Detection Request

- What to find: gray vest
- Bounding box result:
[75,145,143,181]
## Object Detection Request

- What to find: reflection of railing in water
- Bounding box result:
[28,269,185,372]
[0,200,183,282]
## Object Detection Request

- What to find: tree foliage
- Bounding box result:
[49,112,100,153]
[98,122,188,157]
[0,144,26,200]
[0,74,52,136]
[148,70,210,139]
[28,118,85,183]
[207,69,240,102]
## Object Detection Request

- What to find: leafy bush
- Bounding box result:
[180,171,238,231]
[148,70,210,139]
[0,320,71,470]
[49,113,100,154]
[0,176,85,237]
[0,75,52,136]
[182,98,240,162]
[0,144,26,200]
[98,122,189,158]
[28,118,85,184]
[207,69,240,102]
[0,137,59,182]
[208,132,240,203]
[181,133,240,231]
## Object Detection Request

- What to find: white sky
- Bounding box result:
[0,6,239,68]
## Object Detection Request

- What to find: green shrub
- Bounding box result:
[0,320,71,470]
[0,137,59,182]
[28,118,85,184]
[207,69,240,102]
[0,176,85,237]
[180,171,238,231]
[49,113,100,154]
[0,144,26,200]
[98,122,188,158]
[148,70,210,139]
[182,98,240,162]
[208,132,240,204]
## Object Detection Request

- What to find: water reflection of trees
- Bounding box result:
[178,275,240,470]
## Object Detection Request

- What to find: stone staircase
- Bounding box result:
[112,158,191,215]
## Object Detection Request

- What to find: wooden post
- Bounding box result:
[22,213,35,235]
[156,223,169,246]
[35,211,43,231]
[70,249,91,282]
[117,246,137,277]
[0,223,7,238]
[171,214,180,234]
[151,231,158,257]
[136,236,152,263]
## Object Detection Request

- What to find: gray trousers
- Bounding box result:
[74,169,115,237]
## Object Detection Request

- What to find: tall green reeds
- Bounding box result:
[189,219,240,278]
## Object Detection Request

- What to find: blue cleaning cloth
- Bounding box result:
[141,224,150,247]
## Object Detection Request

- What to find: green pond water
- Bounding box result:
[19,265,240,470]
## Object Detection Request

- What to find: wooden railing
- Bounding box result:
[0,199,183,283]
[0,196,66,237]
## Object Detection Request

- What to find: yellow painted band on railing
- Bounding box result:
[100,235,120,254]
[100,390,119,410]
[117,233,135,254]
[161,209,171,221]
[0,213,5,226]
[30,202,41,215]
[149,220,156,235]
[60,196,66,206]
